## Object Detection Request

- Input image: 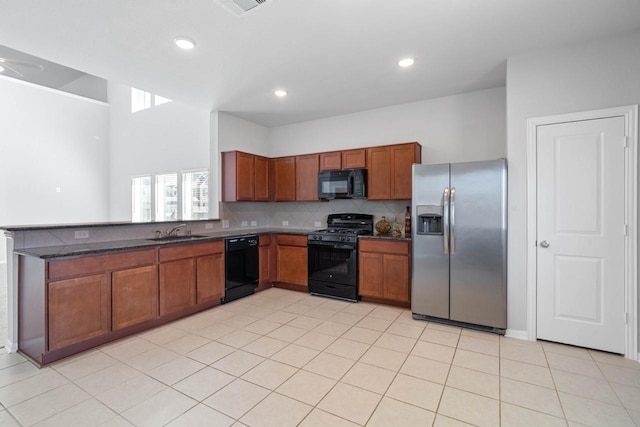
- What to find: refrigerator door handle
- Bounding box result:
[450,187,456,254]
[443,187,449,254]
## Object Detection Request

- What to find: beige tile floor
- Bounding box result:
[0,287,639,426]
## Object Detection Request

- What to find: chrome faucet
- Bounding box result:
[167,223,186,237]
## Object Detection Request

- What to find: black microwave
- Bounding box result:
[318,169,367,199]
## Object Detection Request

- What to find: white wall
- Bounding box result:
[59,74,108,102]
[108,82,211,221]
[0,76,110,262]
[267,87,507,163]
[506,30,640,335]
[218,112,270,156]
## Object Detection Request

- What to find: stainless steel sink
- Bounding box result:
[147,234,207,242]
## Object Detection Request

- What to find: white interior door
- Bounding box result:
[536,116,626,354]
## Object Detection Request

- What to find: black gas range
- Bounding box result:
[307,213,373,301]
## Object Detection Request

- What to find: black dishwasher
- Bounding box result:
[222,234,259,303]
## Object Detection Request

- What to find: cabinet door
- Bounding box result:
[342,149,367,169]
[259,235,272,285]
[48,274,110,351]
[383,254,410,302]
[390,143,418,200]
[254,155,270,201]
[236,151,255,201]
[159,258,196,315]
[197,253,225,304]
[112,265,158,331]
[295,154,319,201]
[276,245,308,286]
[367,146,391,200]
[358,252,384,298]
[273,157,296,201]
[320,152,342,171]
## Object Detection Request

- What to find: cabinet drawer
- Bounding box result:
[159,240,223,262]
[359,239,409,255]
[276,234,307,247]
[48,249,157,280]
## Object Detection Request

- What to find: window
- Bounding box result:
[131,88,172,113]
[183,170,209,220]
[156,173,178,221]
[132,170,208,221]
[131,88,151,113]
[131,175,152,222]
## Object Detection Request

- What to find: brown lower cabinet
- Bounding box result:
[48,273,111,351]
[275,234,308,288]
[159,241,225,315]
[112,265,158,331]
[259,234,275,286]
[197,253,225,303]
[358,239,410,304]
[159,258,196,316]
[19,241,225,366]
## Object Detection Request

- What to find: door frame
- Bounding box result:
[526,105,638,360]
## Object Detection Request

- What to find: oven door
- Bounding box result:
[307,241,357,287]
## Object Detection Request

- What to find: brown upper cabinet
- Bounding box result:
[367,142,422,200]
[319,151,342,171]
[342,148,367,169]
[295,154,319,201]
[254,155,270,201]
[223,142,419,202]
[272,156,296,201]
[319,148,367,171]
[222,151,269,202]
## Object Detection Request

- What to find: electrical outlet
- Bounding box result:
[241,221,248,227]
[282,220,289,226]
[314,221,322,227]
[251,221,257,227]
[205,223,214,229]
[222,219,229,229]
[74,230,89,239]
[55,186,62,193]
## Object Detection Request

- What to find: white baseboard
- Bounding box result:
[5,339,17,353]
[505,329,530,340]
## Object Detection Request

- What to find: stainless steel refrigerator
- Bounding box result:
[411,159,507,333]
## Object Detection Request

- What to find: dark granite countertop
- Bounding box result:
[359,234,412,241]
[15,228,314,259]
[0,219,218,232]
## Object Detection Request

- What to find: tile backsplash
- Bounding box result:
[221,200,409,229]
[10,200,411,250]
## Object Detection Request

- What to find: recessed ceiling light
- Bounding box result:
[398,58,415,67]
[274,89,288,97]
[173,37,196,50]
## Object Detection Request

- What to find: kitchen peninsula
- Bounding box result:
[8,219,412,366]
[9,222,311,366]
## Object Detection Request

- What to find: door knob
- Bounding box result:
[540,240,550,248]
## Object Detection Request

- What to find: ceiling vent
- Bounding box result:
[214,0,270,15]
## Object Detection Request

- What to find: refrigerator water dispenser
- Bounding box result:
[416,205,443,235]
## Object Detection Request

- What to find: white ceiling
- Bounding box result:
[1,0,639,127]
